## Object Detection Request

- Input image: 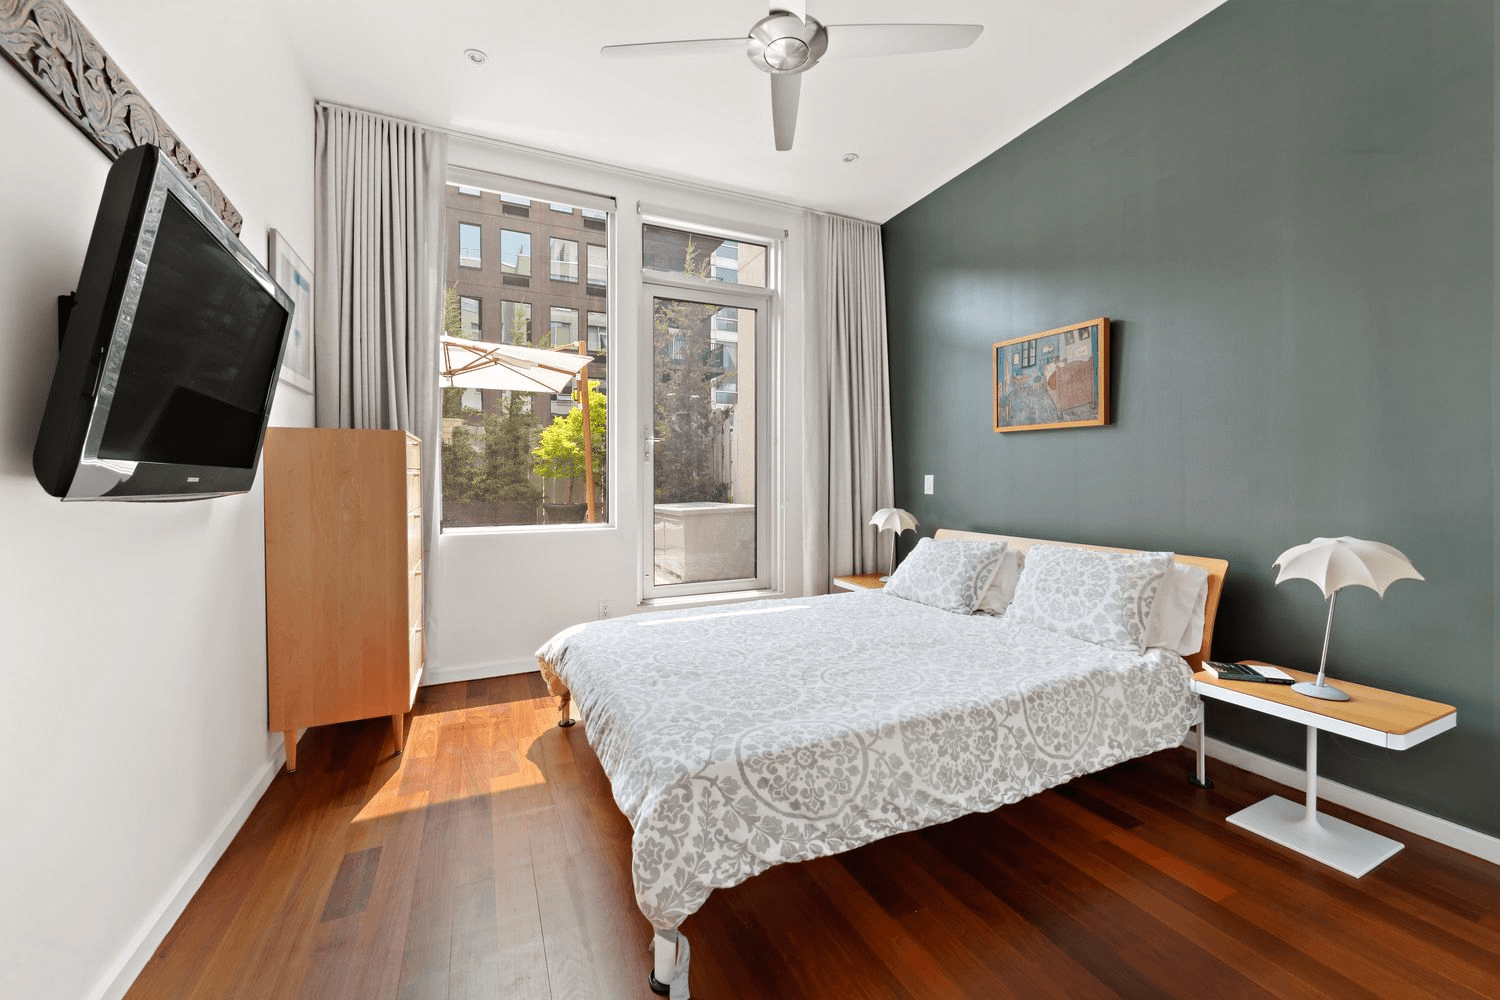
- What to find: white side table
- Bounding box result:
[1192,661,1455,877]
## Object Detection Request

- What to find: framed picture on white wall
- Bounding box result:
[268,229,314,394]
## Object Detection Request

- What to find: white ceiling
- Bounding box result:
[273,0,1224,223]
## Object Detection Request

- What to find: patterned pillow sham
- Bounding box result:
[1006,544,1174,653]
[883,537,1007,614]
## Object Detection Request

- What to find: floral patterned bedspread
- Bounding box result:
[535,590,1199,933]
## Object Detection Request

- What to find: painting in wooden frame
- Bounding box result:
[993,317,1110,432]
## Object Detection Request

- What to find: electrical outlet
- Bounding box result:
[924,474,934,495]
[598,600,611,619]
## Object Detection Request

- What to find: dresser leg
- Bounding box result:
[391,713,406,754]
[283,730,297,773]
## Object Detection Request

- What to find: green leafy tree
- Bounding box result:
[441,284,468,417]
[533,382,607,506]
[479,392,543,503]
[653,239,730,503]
[442,423,485,503]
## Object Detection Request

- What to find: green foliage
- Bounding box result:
[441,390,542,506]
[442,283,463,338]
[532,383,607,506]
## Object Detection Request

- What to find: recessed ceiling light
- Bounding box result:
[464,48,488,65]
[842,152,860,164]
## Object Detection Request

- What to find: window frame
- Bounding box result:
[549,237,580,284]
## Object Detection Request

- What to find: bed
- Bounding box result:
[535,530,1228,998]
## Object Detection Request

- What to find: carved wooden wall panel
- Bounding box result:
[0,0,243,234]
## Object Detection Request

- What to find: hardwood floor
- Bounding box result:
[126,674,1500,1000]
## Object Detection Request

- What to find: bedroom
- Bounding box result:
[0,1,1496,999]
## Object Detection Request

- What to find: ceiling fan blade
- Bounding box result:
[600,37,746,59]
[770,73,801,151]
[824,23,984,59]
[779,0,807,24]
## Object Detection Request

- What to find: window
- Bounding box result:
[643,225,767,288]
[550,238,579,283]
[458,222,481,268]
[587,311,608,353]
[500,230,531,276]
[549,306,578,347]
[441,172,612,530]
[458,295,482,339]
[500,300,532,344]
[712,307,738,335]
[456,185,482,197]
[587,244,608,288]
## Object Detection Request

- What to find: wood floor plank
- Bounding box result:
[123,681,1500,1000]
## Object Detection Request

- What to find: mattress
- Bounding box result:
[535,589,1200,933]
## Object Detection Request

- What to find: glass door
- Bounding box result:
[647,292,762,593]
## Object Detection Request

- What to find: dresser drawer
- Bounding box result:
[406,437,421,472]
[406,470,421,513]
[407,512,422,569]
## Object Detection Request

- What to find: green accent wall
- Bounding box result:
[883,0,1499,837]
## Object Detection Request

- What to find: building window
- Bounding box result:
[500,300,532,344]
[459,295,482,340]
[456,185,482,197]
[549,306,578,347]
[442,171,612,531]
[500,193,531,218]
[500,230,531,276]
[587,311,608,353]
[643,225,767,288]
[587,244,608,289]
[550,238,579,283]
[458,222,481,268]
[712,307,738,335]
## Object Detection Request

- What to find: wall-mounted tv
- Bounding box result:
[33,144,293,501]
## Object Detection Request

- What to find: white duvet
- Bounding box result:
[536,590,1200,935]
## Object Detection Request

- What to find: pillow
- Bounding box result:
[973,546,1026,616]
[1006,544,1174,653]
[1143,563,1210,654]
[883,537,1007,614]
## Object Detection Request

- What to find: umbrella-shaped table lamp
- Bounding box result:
[868,507,919,580]
[1272,536,1424,701]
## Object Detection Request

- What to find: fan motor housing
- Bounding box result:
[747,11,828,74]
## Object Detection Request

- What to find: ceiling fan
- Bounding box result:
[601,2,983,151]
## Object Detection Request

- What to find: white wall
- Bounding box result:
[0,4,313,999]
[433,140,814,680]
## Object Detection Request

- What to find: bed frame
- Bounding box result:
[932,529,1229,672]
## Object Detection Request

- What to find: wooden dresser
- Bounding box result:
[263,428,424,772]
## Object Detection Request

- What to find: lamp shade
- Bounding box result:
[868,508,919,533]
[1272,536,1423,599]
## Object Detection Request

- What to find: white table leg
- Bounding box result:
[1226,724,1404,877]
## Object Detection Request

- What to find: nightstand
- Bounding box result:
[1192,660,1456,877]
[832,573,885,591]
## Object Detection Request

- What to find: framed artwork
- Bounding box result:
[993,317,1110,432]
[268,229,314,394]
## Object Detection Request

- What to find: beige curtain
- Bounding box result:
[313,104,447,637]
[807,213,894,585]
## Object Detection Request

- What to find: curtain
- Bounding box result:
[313,105,447,643]
[809,213,894,584]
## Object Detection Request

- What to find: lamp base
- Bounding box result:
[1292,680,1351,702]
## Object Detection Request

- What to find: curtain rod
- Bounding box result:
[313,98,875,224]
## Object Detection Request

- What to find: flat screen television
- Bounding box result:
[33,144,293,501]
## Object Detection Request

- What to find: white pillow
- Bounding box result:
[883,537,1007,614]
[973,546,1026,616]
[1006,544,1174,653]
[1144,563,1210,654]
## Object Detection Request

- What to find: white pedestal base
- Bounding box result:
[1227,794,1404,877]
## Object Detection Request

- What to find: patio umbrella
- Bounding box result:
[440,335,593,393]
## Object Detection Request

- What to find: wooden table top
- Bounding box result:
[833,573,886,590]
[1192,661,1456,736]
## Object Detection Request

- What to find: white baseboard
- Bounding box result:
[91,737,289,1000]
[421,657,538,687]
[1185,731,1500,867]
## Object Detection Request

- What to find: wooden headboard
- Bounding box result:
[933,529,1229,671]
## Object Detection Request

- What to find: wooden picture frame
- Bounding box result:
[993,317,1110,432]
[268,230,314,394]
